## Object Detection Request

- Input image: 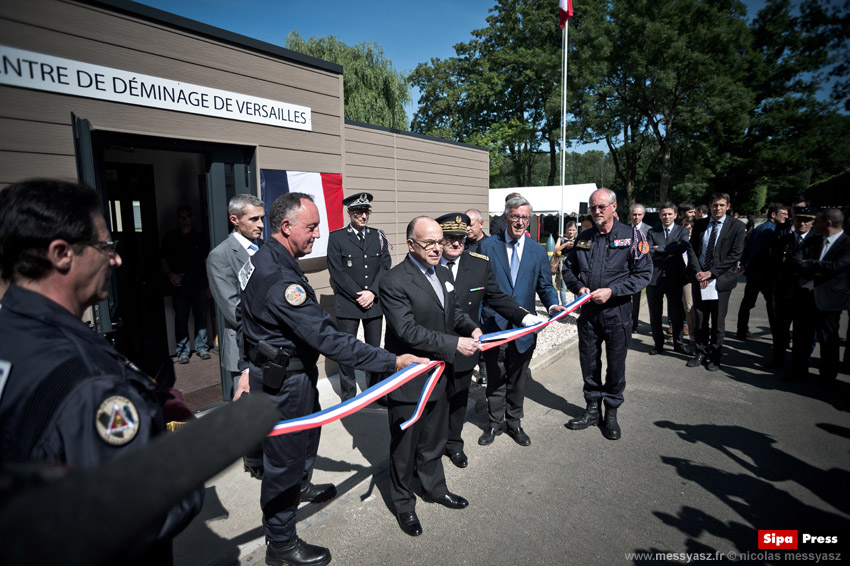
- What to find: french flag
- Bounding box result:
[559,0,574,28]
[260,169,345,259]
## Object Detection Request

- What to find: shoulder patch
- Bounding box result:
[469,252,489,261]
[285,284,308,306]
[638,241,650,255]
[96,396,140,446]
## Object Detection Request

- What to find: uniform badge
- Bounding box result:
[285,284,307,306]
[347,259,353,268]
[577,240,592,249]
[469,252,489,261]
[613,239,632,247]
[96,396,140,446]
[638,241,650,255]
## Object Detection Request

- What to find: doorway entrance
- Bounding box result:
[74,118,256,408]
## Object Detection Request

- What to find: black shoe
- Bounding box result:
[266,537,331,566]
[736,331,757,340]
[674,344,694,356]
[300,482,337,504]
[649,347,663,356]
[601,406,621,441]
[764,359,783,370]
[422,492,469,509]
[396,510,422,536]
[686,353,705,368]
[506,426,531,446]
[706,360,721,372]
[447,451,468,468]
[478,426,502,445]
[565,401,600,430]
[244,457,264,480]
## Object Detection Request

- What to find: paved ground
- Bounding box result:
[174,281,850,565]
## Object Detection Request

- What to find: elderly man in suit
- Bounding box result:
[478,196,565,447]
[790,207,850,382]
[380,216,481,537]
[206,193,265,478]
[686,192,746,372]
[646,202,693,356]
[326,192,393,401]
[436,213,539,469]
[629,203,651,333]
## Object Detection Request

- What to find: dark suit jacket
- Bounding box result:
[381,256,478,403]
[688,216,746,292]
[450,251,528,373]
[646,224,689,286]
[478,231,558,354]
[206,233,263,372]
[326,225,391,319]
[797,232,850,312]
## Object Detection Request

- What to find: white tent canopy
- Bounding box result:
[489,183,598,217]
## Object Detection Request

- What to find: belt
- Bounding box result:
[245,341,307,373]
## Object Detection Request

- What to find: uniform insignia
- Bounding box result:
[456,215,462,223]
[469,252,489,261]
[96,396,140,446]
[577,240,592,249]
[347,259,353,268]
[238,259,255,291]
[613,239,632,247]
[638,241,650,255]
[285,284,307,306]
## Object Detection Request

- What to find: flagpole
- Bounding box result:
[559,21,568,237]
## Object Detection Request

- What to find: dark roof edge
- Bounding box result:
[345,120,487,152]
[83,0,344,74]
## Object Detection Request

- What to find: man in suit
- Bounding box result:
[686,192,746,372]
[767,206,816,369]
[646,203,693,356]
[436,213,538,469]
[790,208,850,382]
[207,194,265,478]
[478,196,565,447]
[628,203,650,333]
[380,216,481,537]
[326,192,392,400]
[736,203,789,341]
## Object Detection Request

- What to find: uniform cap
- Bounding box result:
[794,206,816,220]
[342,192,373,209]
[436,213,470,236]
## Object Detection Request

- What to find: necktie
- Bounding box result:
[248,242,259,255]
[820,239,830,261]
[357,232,364,243]
[425,267,444,308]
[664,228,669,243]
[796,234,803,247]
[509,240,520,285]
[702,221,718,271]
[446,260,455,279]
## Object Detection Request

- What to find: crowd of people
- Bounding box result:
[2,178,847,566]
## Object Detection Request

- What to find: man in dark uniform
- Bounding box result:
[563,188,652,441]
[239,192,424,566]
[436,213,538,469]
[0,179,203,564]
[380,216,481,537]
[767,207,816,369]
[464,208,489,253]
[326,192,392,400]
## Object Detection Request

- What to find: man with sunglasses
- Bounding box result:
[0,179,203,563]
[326,192,392,401]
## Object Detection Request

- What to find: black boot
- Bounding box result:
[266,537,331,566]
[300,482,337,504]
[565,401,600,430]
[601,406,621,441]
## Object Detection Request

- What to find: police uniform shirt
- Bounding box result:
[326,224,392,320]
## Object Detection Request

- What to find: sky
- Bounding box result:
[136,0,770,152]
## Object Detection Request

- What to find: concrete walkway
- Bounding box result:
[174,281,850,565]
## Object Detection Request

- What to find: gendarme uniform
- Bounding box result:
[562,222,652,409]
[0,285,202,561]
[238,236,397,547]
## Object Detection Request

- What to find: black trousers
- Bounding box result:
[737,276,776,336]
[483,342,534,430]
[631,291,641,330]
[792,289,841,379]
[772,282,795,363]
[577,302,631,408]
[646,278,686,350]
[254,368,319,545]
[691,287,732,362]
[446,367,475,454]
[336,316,383,399]
[387,398,449,514]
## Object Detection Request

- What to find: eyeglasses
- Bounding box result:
[588,204,612,212]
[444,235,466,244]
[508,214,530,223]
[350,209,371,216]
[87,240,119,258]
[411,238,446,250]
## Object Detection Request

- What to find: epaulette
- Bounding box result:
[469,252,489,261]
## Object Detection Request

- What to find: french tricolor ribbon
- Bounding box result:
[268,292,592,436]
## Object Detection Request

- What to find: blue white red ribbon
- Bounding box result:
[268,292,592,436]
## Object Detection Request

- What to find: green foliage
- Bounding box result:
[285,31,411,130]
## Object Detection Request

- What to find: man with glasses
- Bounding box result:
[326,192,392,400]
[563,188,652,441]
[160,205,211,364]
[478,196,565,447]
[0,179,203,563]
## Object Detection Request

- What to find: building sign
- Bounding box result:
[0,45,312,131]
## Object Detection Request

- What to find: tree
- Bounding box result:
[284,31,411,130]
